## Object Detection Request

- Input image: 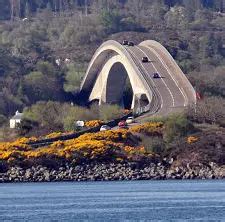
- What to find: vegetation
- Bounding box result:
[1,114,225,170]
[99,104,124,121]
[17,102,125,136]
[187,97,225,126]
[0,124,158,169]
[0,1,225,120]
[1,0,225,167]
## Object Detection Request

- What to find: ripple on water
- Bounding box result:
[0,180,225,221]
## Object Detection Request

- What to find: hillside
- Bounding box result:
[0,0,225,139]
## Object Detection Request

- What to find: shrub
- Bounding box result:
[22,101,99,133]
[99,104,123,121]
[187,97,225,126]
[23,101,65,132]
[17,118,39,136]
[140,136,166,155]
[187,136,199,144]
[85,120,104,128]
[63,64,85,94]
[164,113,195,143]
[130,122,163,136]
[63,106,98,131]
[0,114,7,126]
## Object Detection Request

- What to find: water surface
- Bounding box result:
[0,180,225,221]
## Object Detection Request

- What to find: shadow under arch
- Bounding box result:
[80,40,153,111]
[105,62,132,106]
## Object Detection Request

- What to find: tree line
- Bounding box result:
[1,0,225,139]
[1,0,225,20]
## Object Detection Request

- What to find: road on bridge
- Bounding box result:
[124,44,188,117]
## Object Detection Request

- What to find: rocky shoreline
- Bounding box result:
[0,161,225,183]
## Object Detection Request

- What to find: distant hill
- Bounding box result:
[1,0,225,21]
[0,0,225,137]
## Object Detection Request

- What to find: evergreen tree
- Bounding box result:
[25,1,31,17]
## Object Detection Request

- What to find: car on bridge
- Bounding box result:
[153,73,160,78]
[122,40,128,45]
[100,125,111,131]
[142,57,149,63]
[128,41,134,46]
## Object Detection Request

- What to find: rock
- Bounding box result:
[0,161,224,183]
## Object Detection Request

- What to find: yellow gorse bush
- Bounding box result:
[85,120,104,128]
[0,121,162,163]
[130,122,163,135]
[45,132,63,139]
[123,109,131,115]
[187,136,199,144]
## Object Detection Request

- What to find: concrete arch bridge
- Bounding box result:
[80,40,196,116]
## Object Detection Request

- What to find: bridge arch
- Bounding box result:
[80,40,152,110]
[80,40,196,116]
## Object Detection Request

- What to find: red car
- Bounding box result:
[118,120,128,129]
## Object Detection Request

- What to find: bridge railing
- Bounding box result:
[124,47,160,115]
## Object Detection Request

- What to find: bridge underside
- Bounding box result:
[105,63,128,105]
[82,51,151,111]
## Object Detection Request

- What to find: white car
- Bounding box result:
[100,125,111,131]
[126,116,134,124]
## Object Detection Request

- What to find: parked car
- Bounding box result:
[153,73,160,78]
[128,41,134,46]
[126,116,135,124]
[142,57,149,63]
[100,125,111,131]
[118,120,128,129]
[122,40,128,45]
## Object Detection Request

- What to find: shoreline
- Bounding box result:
[1,161,225,183]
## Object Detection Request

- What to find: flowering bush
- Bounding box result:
[123,109,131,115]
[187,136,199,144]
[130,122,163,136]
[85,120,104,128]
[0,122,164,166]
[45,132,63,139]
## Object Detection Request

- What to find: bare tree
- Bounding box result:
[84,0,88,16]
[10,0,15,21]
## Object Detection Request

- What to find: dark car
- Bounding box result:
[122,40,128,45]
[142,57,149,63]
[128,41,134,46]
[153,73,160,78]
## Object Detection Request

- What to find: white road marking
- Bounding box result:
[126,47,164,109]
[136,46,175,107]
[143,45,188,107]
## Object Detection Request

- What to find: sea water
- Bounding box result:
[0,180,225,221]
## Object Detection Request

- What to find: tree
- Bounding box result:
[99,104,123,121]
[125,0,144,23]
[100,9,122,33]
[23,101,64,131]
[25,1,32,18]
[63,64,84,94]
[23,71,63,103]
[36,61,56,77]
[0,0,10,20]
[164,113,194,143]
